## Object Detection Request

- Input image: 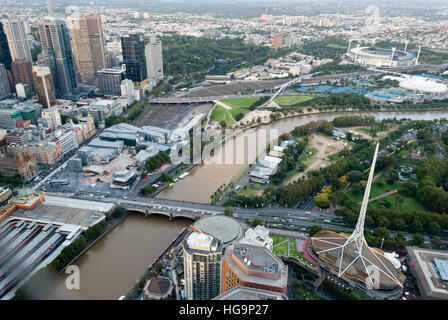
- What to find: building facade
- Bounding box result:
[38,17,78,98]
[2,19,32,62]
[0,63,11,100]
[183,232,223,300]
[121,34,147,83]
[97,68,125,96]
[0,22,12,71]
[11,58,34,92]
[69,14,106,83]
[32,65,56,108]
[145,37,163,80]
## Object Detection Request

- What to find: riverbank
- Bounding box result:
[157,108,448,203]
[34,213,129,299]
[40,214,191,300]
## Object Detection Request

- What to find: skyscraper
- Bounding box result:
[11,58,34,92]
[121,34,147,83]
[69,14,106,83]
[0,63,12,99]
[183,232,223,300]
[145,36,163,80]
[32,65,56,108]
[0,22,12,71]
[38,17,78,98]
[2,19,32,62]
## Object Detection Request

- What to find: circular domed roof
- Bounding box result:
[193,216,243,245]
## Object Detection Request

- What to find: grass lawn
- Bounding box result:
[369,194,425,211]
[220,97,260,107]
[298,156,315,169]
[326,43,346,49]
[274,95,315,106]
[228,106,251,120]
[210,106,234,126]
[347,175,400,203]
[272,235,316,268]
[238,186,263,197]
[272,235,289,256]
[305,147,318,156]
[284,169,302,181]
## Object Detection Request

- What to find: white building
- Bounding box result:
[120,79,140,103]
[239,225,273,251]
[145,36,164,80]
[42,108,62,130]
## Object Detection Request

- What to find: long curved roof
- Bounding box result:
[399,76,447,94]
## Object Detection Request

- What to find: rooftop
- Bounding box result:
[224,243,288,288]
[192,216,243,245]
[214,286,288,300]
[407,246,448,300]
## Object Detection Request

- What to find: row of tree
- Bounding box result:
[145,152,171,172]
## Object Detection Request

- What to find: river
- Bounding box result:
[40,214,192,300]
[157,110,448,203]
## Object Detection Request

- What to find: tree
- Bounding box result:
[160,173,173,182]
[373,226,389,239]
[411,233,426,247]
[223,208,234,216]
[430,236,444,249]
[315,193,330,208]
[308,225,323,237]
[428,221,441,235]
[154,262,163,273]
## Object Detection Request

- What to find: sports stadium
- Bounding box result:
[347,46,417,68]
[309,144,405,300]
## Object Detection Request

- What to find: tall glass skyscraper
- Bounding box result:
[2,18,32,62]
[0,22,12,71]
[121,34,147,84]
[38,17,78,98]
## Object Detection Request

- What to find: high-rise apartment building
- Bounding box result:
[38,17,78,98]
[272,34,283,50]
[2,19,32,62]
[121,34,147,83]
[0,63,12,100]
[69,14,106,83]
[11,58,34,92]
[183,232,223,300]
[0,22,12,71]
[32,65,56,108]
[145,37,163,80]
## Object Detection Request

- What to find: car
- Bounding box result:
[133,199,136,202]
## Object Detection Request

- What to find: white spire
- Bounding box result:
[345,142,379,255]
